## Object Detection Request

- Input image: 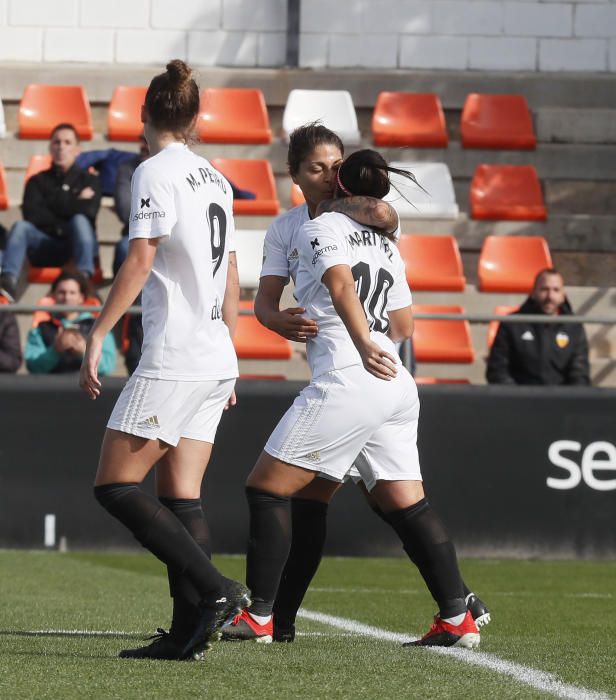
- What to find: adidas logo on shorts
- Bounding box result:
[302,451,321,463]
[137,415,160,430]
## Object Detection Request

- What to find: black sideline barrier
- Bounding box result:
[1,376,615,558]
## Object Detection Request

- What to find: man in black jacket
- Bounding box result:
[0,123,101,302]
[487,268,590,386]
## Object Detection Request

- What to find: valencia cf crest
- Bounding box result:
[556,331,570,348]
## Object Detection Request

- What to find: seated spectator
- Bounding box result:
[487,268,590,386]
[0,123,102,302]
[76,148,138,197]
[0,307,22,372]
[113,135,150,275]
[25,271,115,375]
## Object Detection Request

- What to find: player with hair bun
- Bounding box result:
[228,149,485,649]
[79,59,249,661]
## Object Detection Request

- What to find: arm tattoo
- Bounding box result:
[317,197,397,233]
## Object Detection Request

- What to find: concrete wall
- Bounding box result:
[0,0,614,72]
[299,0,616,72]
[0,0,288,67]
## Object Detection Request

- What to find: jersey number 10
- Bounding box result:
[352,262,394,333]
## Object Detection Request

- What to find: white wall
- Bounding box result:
[0,0,288,66]
[0,0,614,72]
[300,0,616,72]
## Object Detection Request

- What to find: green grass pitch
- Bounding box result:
[0,551,614,699]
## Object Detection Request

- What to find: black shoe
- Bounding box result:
[181,579,251,660]
[466,593,491,628]
[0,274,16,303]
[273,620,295,643]
[119,628,199,661]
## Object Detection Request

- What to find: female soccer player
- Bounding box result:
[224,127,489,645]
[79,60,249,660]
[229,149,482,649]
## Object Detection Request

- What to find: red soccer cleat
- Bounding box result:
[404,610,480,649]
[220,608,273,644]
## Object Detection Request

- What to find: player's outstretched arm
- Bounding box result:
[255,276,318,343]
[322,264,397,381]
[317,197,398,234]
[79,237,158,400]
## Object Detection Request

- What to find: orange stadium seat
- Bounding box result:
[412,304,475,363]
[234,301,293,360]
[470,164,546,220]
[19,85,93,140]
[487,305,519,349]
[0,295,9,306]
[107,86,147,141]
[397,235,465,292]
[25,155,52,183]
[291,183,305,207]
[211,159,279,215]
[478,235,553,293]
[0,162,8,209]
[197,88,272,144]
[461,94,536,150]
[372,92,448,147]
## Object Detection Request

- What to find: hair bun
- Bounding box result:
[166,59,192,87]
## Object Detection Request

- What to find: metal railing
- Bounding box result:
[2,303,616,325]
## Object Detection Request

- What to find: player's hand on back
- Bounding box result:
[267,307,318,343]
[357,339,398,381]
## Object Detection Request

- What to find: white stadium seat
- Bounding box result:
[234,229,267,288]
[384,162,459,219]
[282,89,361,145]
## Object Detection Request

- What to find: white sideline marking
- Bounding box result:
[0,629,139,637]
[298,609,611,700]
[311,587,613,600]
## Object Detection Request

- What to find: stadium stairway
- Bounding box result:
[1,64,615,384]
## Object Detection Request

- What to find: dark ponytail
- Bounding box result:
[336,149,426,239]
[144,59,200,138]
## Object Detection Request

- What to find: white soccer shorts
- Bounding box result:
[107,374,235,446]
[264,364,422,491]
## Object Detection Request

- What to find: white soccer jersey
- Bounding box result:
[260,203,401,286]
[260,203,310,283]
[129,142,238,381]
[294,212,412,378]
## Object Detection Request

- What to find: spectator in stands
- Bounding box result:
[487,268,590,386]
[0,123,101,302]
[113,135,150,275]
[25,271,115,375]
[0,307,22,372]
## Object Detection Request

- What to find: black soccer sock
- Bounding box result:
[385,498,466,619]
[94,483,224,600]
[272,498,329,627]
[373,501,473,609]
[159,497,211,637]
[245,486,291,617]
